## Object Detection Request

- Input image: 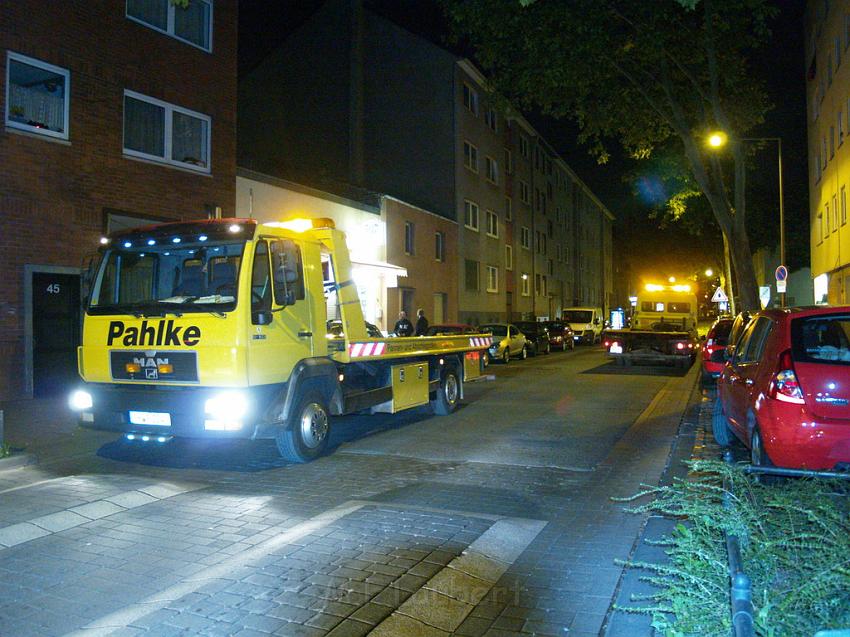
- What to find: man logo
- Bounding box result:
[145,368,158,380]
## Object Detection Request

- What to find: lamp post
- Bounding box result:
[706,133,786,307]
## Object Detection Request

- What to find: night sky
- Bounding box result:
[239,0,810,271]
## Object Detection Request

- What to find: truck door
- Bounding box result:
[248,239,313,385]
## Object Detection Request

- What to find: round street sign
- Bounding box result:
[775,265,788,281]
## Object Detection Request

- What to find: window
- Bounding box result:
[5,52,70,140]
[520,226,530,250]
[829,53,834,86]
[463,141,478,172]
[464,200,480,231]
[127,0,212,51]
[826,202,831,234]
[505,196,512,221]
[519,135,529,158]
[845,14,850,50]
[505,244,513,270]
[251,241,272,316]
[521,273,530,296]
[547,219,553,238]
[485,156,499,184]
[548,259,554,275]
[504,148,513,174]
[465,259,479,291]
[271,239,305,303]
[831,126,835,157]
[535,273,542,295]
[486,210,499,238]
[123,90,210,172]
[840,111,845,145]
[818,212,824,242]
[837,36,842,68]
[519,180,530,204]
[435,231,444,262]
[834,194,839,231]
[735,317,773,364]
[486,266,498,293]
[462,83,478,115]
[485,107,497,132]
[404,221,415,255]
[842,186,847,225]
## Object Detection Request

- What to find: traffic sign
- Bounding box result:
[775,265,788,282]
[711,287,728,303]
[777,280,787,294]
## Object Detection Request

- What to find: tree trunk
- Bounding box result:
[727,222,760,310]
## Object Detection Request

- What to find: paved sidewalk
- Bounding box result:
[0,360,702,637]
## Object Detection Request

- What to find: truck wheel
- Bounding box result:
[431,367,460,415]
[276,390,330,463]
[711,397,734,446]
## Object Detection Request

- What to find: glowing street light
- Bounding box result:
[705,268,713,277]
[705,131,785,307]
[668,276,676,283]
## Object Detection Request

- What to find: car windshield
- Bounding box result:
[563,311,592,323]
[481,325,507,336]
[515,323,540,333]
[89,237,246,314]
[791,314,850,365]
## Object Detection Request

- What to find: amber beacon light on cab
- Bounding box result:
[69,217,490,462]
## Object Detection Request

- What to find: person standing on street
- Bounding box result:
[394,310,414,336]
[415,308,429,336]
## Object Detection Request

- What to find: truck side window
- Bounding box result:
[271,239,305,305]
[251,241,271,313]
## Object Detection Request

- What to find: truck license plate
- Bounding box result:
[128,411,172,426]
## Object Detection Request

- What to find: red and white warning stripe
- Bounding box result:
[469,337,492,347]
[349,342,387,357]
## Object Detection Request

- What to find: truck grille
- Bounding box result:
[110,350,199,383]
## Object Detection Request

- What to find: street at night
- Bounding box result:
[0,349,697,636]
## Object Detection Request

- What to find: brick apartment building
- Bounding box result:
[0,1,237,400]
[239,0,613,326]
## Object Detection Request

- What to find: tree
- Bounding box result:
[445,0,777,310]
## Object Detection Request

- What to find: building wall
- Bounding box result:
[384,198,459,329]
[806,1,849,302]
[0,1,237,400]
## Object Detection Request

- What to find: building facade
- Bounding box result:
[806,1,850,303]
[239,0,613,327]
[0,1,237,400]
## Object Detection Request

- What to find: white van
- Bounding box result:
[561,307,604,344]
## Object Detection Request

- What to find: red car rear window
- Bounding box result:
[791,314,850,365]
[708,320,733,345]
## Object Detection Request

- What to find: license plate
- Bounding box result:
[128,411,172,426]
[610,343,623,354]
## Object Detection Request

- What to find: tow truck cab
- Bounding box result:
[71,217,489,462]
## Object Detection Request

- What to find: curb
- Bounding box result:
[0,453,37,473]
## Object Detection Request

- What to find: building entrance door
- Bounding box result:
[433,293,445,324]
[31,271,81,397]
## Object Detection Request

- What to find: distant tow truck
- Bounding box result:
[69,217,490,462]
[603,284,698,368]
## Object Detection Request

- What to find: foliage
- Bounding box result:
[0,444,10,459]
[444,0,779,309]
[616,460,850,636]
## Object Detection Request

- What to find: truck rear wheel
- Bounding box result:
[276,390,330,463]
[431,367,460,415]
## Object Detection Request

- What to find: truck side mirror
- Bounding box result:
[252,310,273,326]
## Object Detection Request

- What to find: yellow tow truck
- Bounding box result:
[69,217,490,462]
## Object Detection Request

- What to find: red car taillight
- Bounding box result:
[770,349,805,404]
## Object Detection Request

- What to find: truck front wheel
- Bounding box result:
[276,390,330,462]
[431,367,460,415]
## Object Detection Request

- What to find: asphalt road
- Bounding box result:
[0,347,697,637]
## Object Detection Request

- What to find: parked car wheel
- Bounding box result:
[431,366,460,415]
[521,346,528,360]
[502,348,510,364]
[711,397,735,446]
[750,425,773,468]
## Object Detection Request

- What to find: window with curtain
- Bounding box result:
[123,91,210,172]
[5,52,70,140]
[127,0,212,51]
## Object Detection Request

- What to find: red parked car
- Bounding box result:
[700,317,734,382]
[541,321,576,351]
[713,306,850,471]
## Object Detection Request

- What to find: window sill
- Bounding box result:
[465,226,480,232]
[124,153,212,177]
[5,126,71,145]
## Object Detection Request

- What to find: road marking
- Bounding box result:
[369,516,547,635]
[65,501,366,636]
[0,481,205,549]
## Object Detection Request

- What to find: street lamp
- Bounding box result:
[706,132,786,307]
[705,268,713,277]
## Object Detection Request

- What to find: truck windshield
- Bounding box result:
[89,240,246,314]
[563,311,592,323]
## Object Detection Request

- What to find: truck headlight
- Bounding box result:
[69,390,93,411]
[204,391,248,421]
